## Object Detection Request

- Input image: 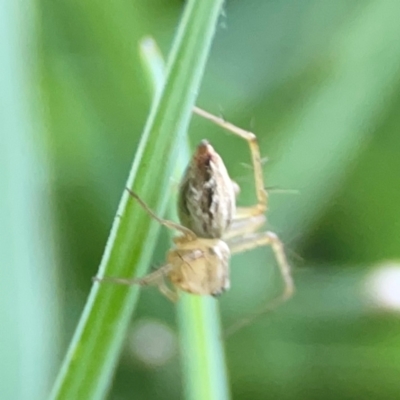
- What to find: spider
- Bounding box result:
[95,107,294,332]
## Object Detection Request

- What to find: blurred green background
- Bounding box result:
[2,0,400,399]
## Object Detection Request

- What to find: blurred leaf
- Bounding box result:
[0,0,60,399]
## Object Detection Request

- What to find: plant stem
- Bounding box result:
[49,1,224,399]
[140,37,230,400]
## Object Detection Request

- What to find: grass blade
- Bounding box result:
[0,1,59,398]
[140,37,230,400]
[49,0,224,398]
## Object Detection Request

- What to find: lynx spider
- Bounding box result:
[96,107,295,334]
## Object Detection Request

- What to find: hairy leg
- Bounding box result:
[193,107,268,217]
[126,187,197,240]
[225,230,294,336]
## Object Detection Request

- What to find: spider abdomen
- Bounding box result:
[178,140,236,239]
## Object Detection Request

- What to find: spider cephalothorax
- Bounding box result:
[167,238,231,297]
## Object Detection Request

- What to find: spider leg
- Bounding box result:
[93,264,173,287]
[223,214,266,241]
[193,107,267,217]
[125,187,197,240]
[158,280,179,302]
[225,231,295,337]
[93,264,180,301]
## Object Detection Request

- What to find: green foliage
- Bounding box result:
[3,0,400,399]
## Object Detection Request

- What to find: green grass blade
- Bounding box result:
[49,0,224,399]
[0,1,59,399]
[177,296,230,400]
[140,37,230,400]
